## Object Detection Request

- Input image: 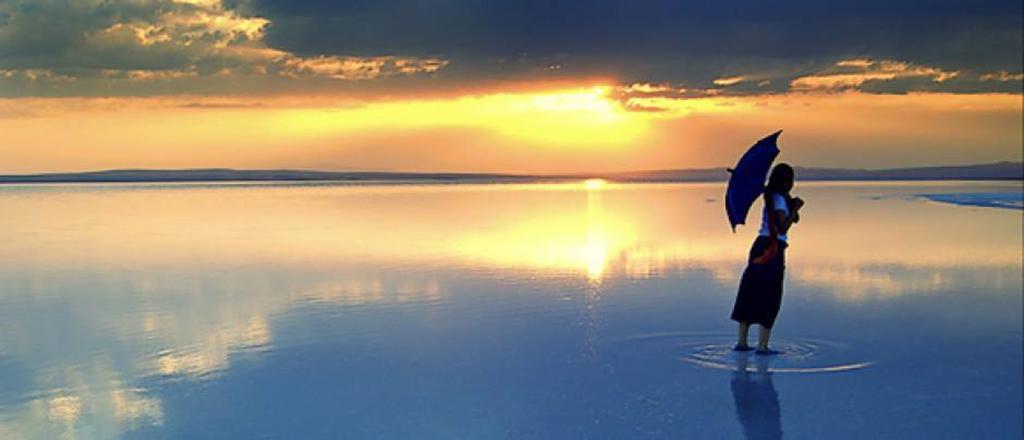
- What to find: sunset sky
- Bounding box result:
[0,0,1021,174]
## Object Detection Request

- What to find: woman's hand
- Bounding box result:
[790,196,805,211]
[789,196,804,224]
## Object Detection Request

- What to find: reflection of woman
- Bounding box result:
[731,355,783,440]
[731,164,803,354]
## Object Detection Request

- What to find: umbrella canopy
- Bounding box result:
[725,130,782,231]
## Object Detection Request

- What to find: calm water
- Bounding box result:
[0,181,1020,439]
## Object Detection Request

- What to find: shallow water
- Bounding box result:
[0,180,1020,439]
[919,191,1024,210]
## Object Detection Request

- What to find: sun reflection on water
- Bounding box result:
[585,179,609,282]
[0,181,1020,438]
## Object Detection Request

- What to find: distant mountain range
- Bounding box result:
[602,161,1024,182]
[0,162,1020,184]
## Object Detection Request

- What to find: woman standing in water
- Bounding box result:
[731,163,803,355]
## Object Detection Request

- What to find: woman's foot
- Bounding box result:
[755,348,781,355]
[733,343,755,352]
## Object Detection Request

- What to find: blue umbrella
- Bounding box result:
[726,130,782,231]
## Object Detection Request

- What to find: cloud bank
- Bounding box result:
[0,0,446,96]
[0,0,1020,96]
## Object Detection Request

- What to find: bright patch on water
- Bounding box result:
[918,191,1024,210]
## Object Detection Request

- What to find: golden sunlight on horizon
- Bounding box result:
[0,86,1019,174]
[269,85,648,149]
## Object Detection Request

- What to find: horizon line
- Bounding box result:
[0,161,1020,184]
[0,160,1020,179]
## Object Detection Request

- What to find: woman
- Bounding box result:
[731,163,803,355]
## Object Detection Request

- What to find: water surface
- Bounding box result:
[0,180,1020,439]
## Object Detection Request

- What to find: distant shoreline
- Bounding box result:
[0,162,1020,184]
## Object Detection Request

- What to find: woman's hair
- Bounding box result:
[765,163,794,195]
[762,163,795,239]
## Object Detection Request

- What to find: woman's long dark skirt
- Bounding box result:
[730,236,787,328]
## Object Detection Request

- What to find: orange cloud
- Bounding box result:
[278,55,448,80]
[980,71,1024,82]
[834,59,874,68]
[713,76,747,86]
[622,83,675,94]
[792,59,959,91]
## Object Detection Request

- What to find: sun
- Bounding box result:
[584,178,607,190]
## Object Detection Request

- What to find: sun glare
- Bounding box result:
[529,86,619,120]
[584,178,607,190]
[268,85,646,149]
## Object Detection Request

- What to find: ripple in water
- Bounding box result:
[621,332,873,374]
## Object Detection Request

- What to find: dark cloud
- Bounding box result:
[0,0,193,68]
[0,0,445,96]
[178,101,266,109]
[242,0,1023,88]
[0,0,1020,96]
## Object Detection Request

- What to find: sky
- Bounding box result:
[0,0,1021,174]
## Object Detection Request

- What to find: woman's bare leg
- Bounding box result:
[737,322,750,347]
[758,325,772,351]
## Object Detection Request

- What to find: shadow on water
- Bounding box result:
[731,354,783,440]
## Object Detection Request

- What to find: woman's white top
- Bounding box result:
[758,193,790,242]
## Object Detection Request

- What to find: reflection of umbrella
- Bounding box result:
[726,130,782,231]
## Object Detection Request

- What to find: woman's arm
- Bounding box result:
[774,197,803,233]
[753,195,801,264]
[775,210,796,234]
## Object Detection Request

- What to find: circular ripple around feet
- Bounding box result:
[681,338,872,374]
[618,332,873,374]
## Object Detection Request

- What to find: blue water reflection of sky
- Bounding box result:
[0,181,1020,438]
